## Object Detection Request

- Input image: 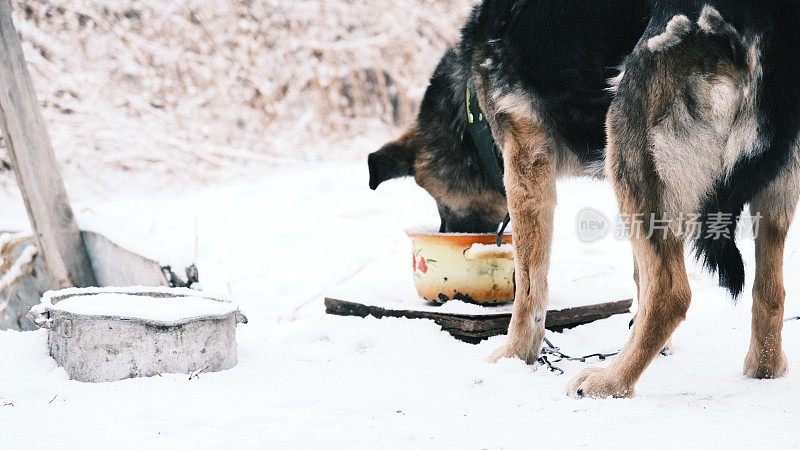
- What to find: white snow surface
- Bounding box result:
[466,242,515,258]
[49,293,237,323]
[2,163,800,448]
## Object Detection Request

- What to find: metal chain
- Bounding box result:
[538,316,800,374]
[537,336,620,375]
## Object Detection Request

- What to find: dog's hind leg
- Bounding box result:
[569,6,767,396]
[744,167,800,378]
[569,70,695,396]
[486,113,557,365]
[631,252,674,356]
[569,232,691,397]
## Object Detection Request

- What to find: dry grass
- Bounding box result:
[0,0,473,193]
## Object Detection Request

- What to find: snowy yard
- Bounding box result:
[1,163,800,448]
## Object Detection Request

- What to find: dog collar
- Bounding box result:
[466,83,511,245]
[466,84,505,194]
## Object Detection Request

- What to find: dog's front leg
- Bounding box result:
[488,117,556,365]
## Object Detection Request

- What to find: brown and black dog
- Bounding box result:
[368,47,511,234]
[371,0,800,398]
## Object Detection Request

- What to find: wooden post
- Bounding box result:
[0,0,96,288]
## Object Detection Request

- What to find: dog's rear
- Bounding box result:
[610,4,800,297]
[570,2,800,397]
[610,6,762,297]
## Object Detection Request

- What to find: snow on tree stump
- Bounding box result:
[28,287,248,382]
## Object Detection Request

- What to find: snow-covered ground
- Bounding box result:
[2,164,800,448]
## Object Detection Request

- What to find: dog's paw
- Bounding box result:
[660,338,674,356]
[743,348,788,379]
[567,367,634,399]
[488,344,538,365]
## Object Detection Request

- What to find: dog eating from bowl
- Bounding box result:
[370,1,800,398]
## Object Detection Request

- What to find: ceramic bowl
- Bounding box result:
[407,230,514,304]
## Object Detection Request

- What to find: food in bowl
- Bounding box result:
[407,230,514,304]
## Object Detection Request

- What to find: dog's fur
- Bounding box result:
[568,1,800,398]
[369,1,648,232]
[372,0,800,398]
[368,47,509,233]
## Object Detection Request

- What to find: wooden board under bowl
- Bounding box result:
[324,254,634,343]
[325,296,632,343]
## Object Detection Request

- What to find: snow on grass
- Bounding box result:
[0,0,474,196]
[1,164,800,447]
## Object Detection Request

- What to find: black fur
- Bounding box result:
[371,0,650,232]
[621,1,800,297]
[372,0,800,299]
[368,141,415,190]
[464,0,650,160]
[369,47,511,233]
[415,50,500,198]
[698,2,800,297]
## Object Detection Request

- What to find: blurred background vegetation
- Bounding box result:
[0,0,473,194]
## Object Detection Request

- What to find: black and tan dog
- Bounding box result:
[370,0,800,398]
[367,46,510,233]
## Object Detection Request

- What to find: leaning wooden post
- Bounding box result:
[0,0,96,288]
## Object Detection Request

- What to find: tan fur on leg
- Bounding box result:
[633,251,641,302]
[487,115,557,365]
[631,252,674,356]
[744,190,797,378]
[569,236,691,398]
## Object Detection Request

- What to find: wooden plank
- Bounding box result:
[0,0,96,289]
[324,297,633,343]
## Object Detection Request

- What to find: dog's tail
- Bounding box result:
[692,208,746,298]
